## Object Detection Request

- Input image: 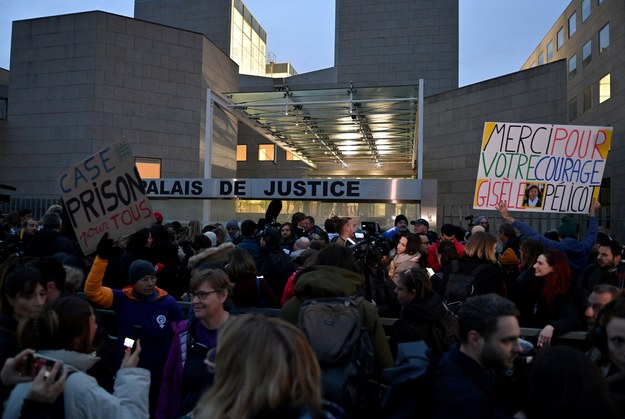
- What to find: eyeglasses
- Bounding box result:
[191,290,218,300]
[138,276,157,284]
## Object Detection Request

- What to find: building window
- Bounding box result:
[599,73,611,103]
[135,157,161,179]
[547,41,554,61]
[599,23,610,53]
[568,54,577,78]
[236,145,247,161]
[568,97,578,121]
[598,0,604,4]
[582,40,592,66]
[538,51,544,65]
[568,12,577,38]
[582,0,591,22]
[258,144,275,161]
[286,151,302,161]
[557,27,564,50]
[583,86,592,112]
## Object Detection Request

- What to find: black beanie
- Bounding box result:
[395,215,408,226]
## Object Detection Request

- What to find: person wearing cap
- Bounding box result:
[153,211,164,224]
[411,218,429,234]
[225,219,242,245]
[411,218,439,244]
[496,199,601,280]
[84,234,184,415]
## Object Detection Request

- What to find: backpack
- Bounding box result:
[443,260,491,315]
[297,296,375,409]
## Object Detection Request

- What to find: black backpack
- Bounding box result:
[297,296,375,409]
[443,260,491,315]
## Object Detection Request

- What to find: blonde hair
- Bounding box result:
[464,232,498,263]
[193,314,322,418]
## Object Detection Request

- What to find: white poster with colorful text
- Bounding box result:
[474,122,612,213]
[58,142,153,255]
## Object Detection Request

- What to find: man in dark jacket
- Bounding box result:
[427,294,522,419]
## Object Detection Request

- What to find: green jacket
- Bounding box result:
[280,265,394,372]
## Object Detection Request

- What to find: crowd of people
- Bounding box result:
[1,200,625,418]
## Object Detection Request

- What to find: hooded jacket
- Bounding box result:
[280,265,393,371]
[187,242,235,271]
[3,349,150,419]
[84,257,183,378]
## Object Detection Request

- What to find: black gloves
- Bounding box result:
[96,233,114,260]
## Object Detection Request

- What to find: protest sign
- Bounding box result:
[473,122,612,213]
[58,142,153,255]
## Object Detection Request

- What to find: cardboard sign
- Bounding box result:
[58,142,153,255]
[474,122,612,213]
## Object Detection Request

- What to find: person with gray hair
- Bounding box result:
[427,294,522,418]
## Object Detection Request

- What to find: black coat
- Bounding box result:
[427,346,513,419]
[441,257,507,297]
[390,292,452,357]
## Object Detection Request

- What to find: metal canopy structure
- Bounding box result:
[225,84,420,171]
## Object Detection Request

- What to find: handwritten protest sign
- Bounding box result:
[474,122,612,213]
[58,142,154,255]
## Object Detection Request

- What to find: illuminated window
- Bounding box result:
[237,145,247,161]
[599,23,609,53]
[582,40,592,66]
[286,151,302,161]
[599,74,611,103]
[582,0,591,22]
[583,86,592,112]
[258,144,275,161]
[538,52,544,65]
[135,158,161,179]
[547,41,553,61]
[557,27,564,50]
[568,54,577,78]
[568,12,576,38]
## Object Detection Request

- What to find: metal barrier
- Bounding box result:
[94,303,587,343]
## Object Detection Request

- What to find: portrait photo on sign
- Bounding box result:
[522,183,545,208]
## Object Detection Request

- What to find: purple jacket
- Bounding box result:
[156,319,189,419]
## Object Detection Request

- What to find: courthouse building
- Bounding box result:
[0,0,623,238]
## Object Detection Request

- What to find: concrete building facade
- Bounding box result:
[0,0,623,238]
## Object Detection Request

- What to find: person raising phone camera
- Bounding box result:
[3,297,149,418]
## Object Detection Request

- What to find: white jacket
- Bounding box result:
[2,349,150,419]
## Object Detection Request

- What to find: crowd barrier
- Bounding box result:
[92,300,588,344]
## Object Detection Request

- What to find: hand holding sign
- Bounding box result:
[58,143,153,255]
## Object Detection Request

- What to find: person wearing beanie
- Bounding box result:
[84,234,183,415]
[225,219,241,245]
[496,199,601,281]
[382,214,411,253]
[154,211,164,224]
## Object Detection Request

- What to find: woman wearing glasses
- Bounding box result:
[156,269,234,419]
